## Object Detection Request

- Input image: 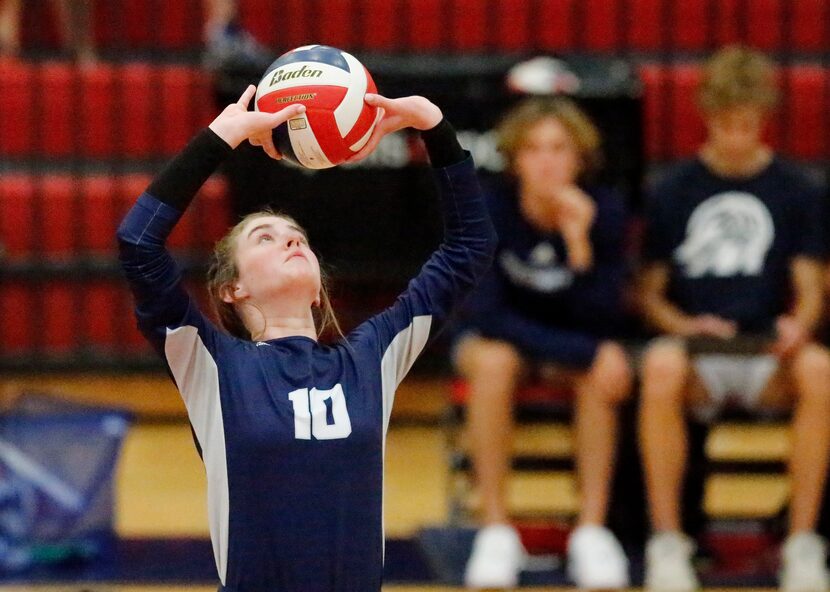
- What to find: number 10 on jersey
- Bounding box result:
[288,384,352,440]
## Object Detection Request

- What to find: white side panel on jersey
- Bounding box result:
[334,53,367,137]
[287,116,335,169]
[379,315,432,437]
[378,314,432,560]
[165,326,230,585]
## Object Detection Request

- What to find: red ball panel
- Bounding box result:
[256,85,348,114]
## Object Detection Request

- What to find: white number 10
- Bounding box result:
[287,384,352,440]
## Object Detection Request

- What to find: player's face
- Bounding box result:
[513,117,581,192]
[232,215,321,306]
[705,104,767,160]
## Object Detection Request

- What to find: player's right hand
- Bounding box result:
[209,85,305,150]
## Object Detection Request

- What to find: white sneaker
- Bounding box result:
[567,524,630,589]
[780,531,830,592]
[464,524,526,589]
[644,531,700,592]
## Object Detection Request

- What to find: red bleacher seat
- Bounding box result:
[41,62,75,158]
[494,0,531,53]
[160,0,202,51]
[196,178,232,249]
[42,281,75,354]
[627,0,665,51]
[319,0,356,51]
[84,281,119,350]
[583,0,619,51]
[40,175,77,258]
[160,66,199,156]
[792,0,828,52]
[746,0,784,50]
[452,0,488,51]
[0,175,35,257]
[783,65,826,160]
[669,65,706,158]
[243,0,290,49]
[80,176,119,254]
[120,63,155,158]
[537,0,576,51]
[363,0,397,51]
[638,64,668,161]
[406,0,443,51]
[0,61,35,157]
[80,65,116,159]
[0,284,33,353]
[672,0,709,51]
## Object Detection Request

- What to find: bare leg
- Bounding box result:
[639,340,707,532]
[573,341,632,525]
[456,337,524,525]
[783,344,830,533]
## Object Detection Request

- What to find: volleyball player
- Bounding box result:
[117,85,496,592]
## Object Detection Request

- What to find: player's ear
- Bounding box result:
[313,292,321,308]
[221,281,248,303]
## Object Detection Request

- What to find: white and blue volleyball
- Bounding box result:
[255,45,380,169]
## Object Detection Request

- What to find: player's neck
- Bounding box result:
[699,143,773,178]
[240,302,318,341]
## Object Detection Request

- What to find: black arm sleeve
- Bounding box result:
[146,128,234,211]
[420,118,466,168]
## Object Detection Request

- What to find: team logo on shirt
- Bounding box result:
[499,242,574,293]
[674,191,774,278]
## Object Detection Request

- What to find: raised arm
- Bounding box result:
[349,95,497,361]
[117,86,304,343]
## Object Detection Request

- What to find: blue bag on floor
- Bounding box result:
[0,393,132,570]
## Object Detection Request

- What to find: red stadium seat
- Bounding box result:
[120,63,155,158]
[668,65,706,158]
[791,0,828,52]
[712,0,742,47]
[42,281,76,354]
[197,177,232,249]
[672,0,709,51]
[83,281,119,350]
[362,0,397,51]
[0,61,35,157]
[746,0,784,51]
[405,0,443,51]
[319,0,356,50]
[627,0,665,51]
[40,62,75,158]
[40,175,77,258]
[0,284,33,353]
[0,174,35,257]
[537,0,576,51]
[241,0,280,48]
[451,0,488,51]
[80,176,119,254]
[783,65,826,160]
[494,0,531,53]
[80,65,116,159]
[638,63,669,161]
[160,0,201,50]
[160,66,213,157]
[582,0,620,51]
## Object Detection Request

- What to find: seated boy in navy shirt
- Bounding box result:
[638,46,830,592]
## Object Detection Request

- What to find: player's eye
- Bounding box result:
[258,233,273,243]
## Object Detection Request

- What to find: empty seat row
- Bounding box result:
[0,276,214,356]
[640,63,830,161]
[0,174,230,257]
[19,0,830,54]
[0,62,213,159]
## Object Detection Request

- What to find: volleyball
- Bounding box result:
[255,45,380,169]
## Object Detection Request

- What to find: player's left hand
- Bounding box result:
[347,94,443,162]
[771,314,809,358]
[209,85,304,152]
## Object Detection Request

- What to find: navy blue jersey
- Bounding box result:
[457,181,629,368]
[644,157,826,332]
[117,130,495,591]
